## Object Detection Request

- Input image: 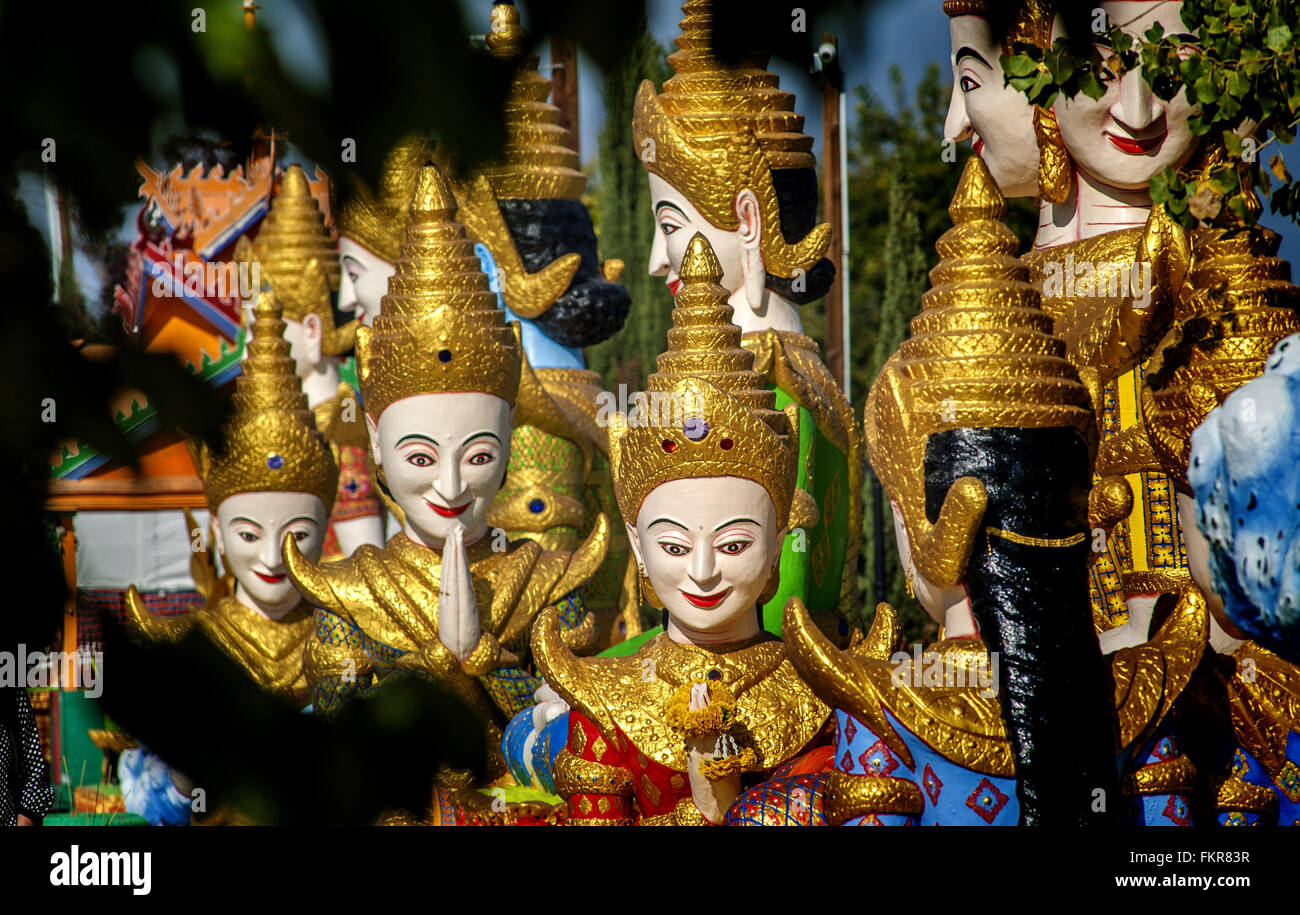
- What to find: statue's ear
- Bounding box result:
[365,412,381,465]
[736,189,765,307]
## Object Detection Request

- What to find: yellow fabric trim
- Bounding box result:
[1117,366,1149,572]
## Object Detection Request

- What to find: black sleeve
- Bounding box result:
[12,689,55,823]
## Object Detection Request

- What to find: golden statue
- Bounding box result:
[1015,3,1204,636]
[630,0,862,642]
[126,291,341,709]
[785,157,1204,825]
[436,1,637,651]
[1098,186,1300,825]
[236,164,381,561]
[282,162,609,784]
[530,233,830,825]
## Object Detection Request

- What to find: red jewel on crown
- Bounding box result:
[661,439,676,453]
[720,438,734,451]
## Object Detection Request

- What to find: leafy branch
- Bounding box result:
[1001,0,1300,229]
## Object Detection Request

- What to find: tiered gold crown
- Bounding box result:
[475,1,585,201]
[439,2,586,318]
[608,233,799,528]
[1103,202,1300,492]
[942,0,1055,48]
[356,162,522,418]
[338,134,435,263]
[864,156,1094,585]
[632,0,830,278]
[245,165,355,357]
[190,292,339,513]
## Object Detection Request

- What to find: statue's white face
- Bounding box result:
[368,392,513,548]
[215,490,328,617]
[338,237,395,327]
[629,476,784,639]
[945,15,1040,198]
[647,174,744,297]
[1054,2,1199,190]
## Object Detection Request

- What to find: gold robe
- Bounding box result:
[283,517,609,775]
[125,590,313,707]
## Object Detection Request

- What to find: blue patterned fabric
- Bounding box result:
[832,708,1018,826]
[1218,732,1300,826]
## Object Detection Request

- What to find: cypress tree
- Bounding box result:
[585,20,673,392]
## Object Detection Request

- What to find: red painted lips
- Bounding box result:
[1106,131,1165,155]
[668,278,682,296]
[680,587,732,609]
[427,498,471,518]
[254,571,286,584]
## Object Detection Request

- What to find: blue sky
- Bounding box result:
[22,0,1299,307]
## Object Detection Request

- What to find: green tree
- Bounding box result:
[862,170,932,641]
[585,23,673,392]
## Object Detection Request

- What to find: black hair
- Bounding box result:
[496,198,631,348]
[765,168,834,305]
[924,425,1120,824]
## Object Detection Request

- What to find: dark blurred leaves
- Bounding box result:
[99,620,486,825]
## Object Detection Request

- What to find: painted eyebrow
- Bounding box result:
[286,516,319,527]
[230,516,263,529]
[464,431,503,446]
[654,201,688,220]
[396,433,439,447]
[954,46,992,68]
[648,517,689,530]
[715,517,761,531]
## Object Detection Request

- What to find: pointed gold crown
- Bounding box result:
[608,233,799,528]
[1103,199,1300,492]
[246,165,355,356]
[632,0,830,278]
[338,134,435,263]
[942,0,1055,48]
[356,162,522,419]
[437,2,586,319]
[864,156,1094,585]
[190,291,339,513]
[474,1,585,201]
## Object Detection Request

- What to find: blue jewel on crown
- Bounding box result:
[683,417,708,441]
[267,453,284,470]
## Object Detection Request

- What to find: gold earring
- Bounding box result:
[904,567,915,599]
[1034,106,1073,204]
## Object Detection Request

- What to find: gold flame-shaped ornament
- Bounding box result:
[608,232,800,531]
[243,165,355,356]
[1100,194,1300,492]
[355,162,523,419]
[632,0,830,279]
[864,156,1095,587]
[338,133,435,264]
[188,291,340,513]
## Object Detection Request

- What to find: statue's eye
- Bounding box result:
[660,222,679,237]
[239,531,258,543]
[659,541,689,556]
[407,452,434,467]
[718,540,752,555]
[960,75,979,92]
[466,451,495,466]
[292,530,310,543]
